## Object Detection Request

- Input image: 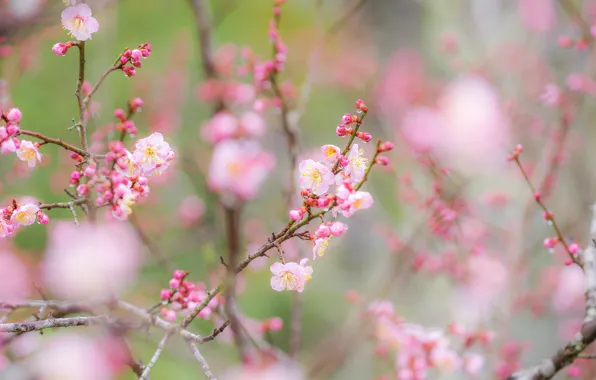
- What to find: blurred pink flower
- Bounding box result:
[29,333,113,380]
[436,75,510,175]
[61,3,99,41]
[177,195,205,227]
[552,265,585,312]
[0,250,31,302]
[43,221,141,301]
[400,107,444,154]
[518,0,556,32]
[208,140,275,201]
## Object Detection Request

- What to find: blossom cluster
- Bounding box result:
[253,0,288,92]
[71,129,174,220]
[159,270,220,321]
[0,200,48,238]
[366,300,489,379]
[270,100,394,292]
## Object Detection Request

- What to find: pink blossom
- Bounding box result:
[518,0,556,32]
[43,221,141,300]
[239,112,266,137]
[132,132,174,175]
[462,353,485,375]
[338,190,374,217]
[201,112,239,143]
[208,140,275,200]
[552,265,585,312]
[0,250,31,302]
[61,3,100,41]
[329,221,348,236]
[299,159,334,195]
[0,138,17,153]
[312,237,330,260]
[401,107,443,154]
[177,195,205,227]
[540,84,562,107]
[342,144,368,184]
[321,144,340,163]
[431,348,462,373]
[11,203,39,226]
[6,108,22,123]
[16,140,42,168]
[31,333,112,380]
[270,261,311,292]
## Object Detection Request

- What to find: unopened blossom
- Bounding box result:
[270,261,308,292]
[208,139,275,200]
[6,108,22,123]
[321,144,340,163]
[11,204,39,226]
[132,132,174,175]
[16,140,41,168]
[61,3,99,41]
[299,159,334,195]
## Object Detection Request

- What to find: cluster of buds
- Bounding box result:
[119,43,153,77]
[0,108,22,154]
[507,144,523,161]
[0,200,49,238]
[253,0,288,91]
[113,98,144,137]
[159,270,220,322]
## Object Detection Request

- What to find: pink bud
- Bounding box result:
[289,208,304,221]
[95,197,105,206]
[342,114,353,125]
[119,56,129,65]
[137,176,148,186]
[378,141,394,152]
[161,289,173,300]
[356,131,372,142]
[114,108,126,121]
[317,197,330,208]
[6,124,19,136]
[164,309,176,322]
[122,66,136,77]
[336,125,347,136]
[37,212,49,225]
[568,243,580,255]
[169,278,180,288]
[83,166,96,177]
[544,237,559,249]
[70,171,81,181]
[375,156,390,165]
[131,49,142,61]
[130,97,144,111]
[76,184,89,196]
[315,224,331,239]
[0,127,7,140]
[51,42,70,56]
[339,156,349,167]
[268,317,283,331]
[329,221,348,236]
[173,269,186,280]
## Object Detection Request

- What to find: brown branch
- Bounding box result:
[18,130,89,157]
[75,41,88,152]
[190,0,218,80]
[0,315,118,333]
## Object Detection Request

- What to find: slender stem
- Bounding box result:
[75,41,88,152]
[18,130,89,157]
[187,340,218,380]
[83,65,121,109]
[140,331,172,380]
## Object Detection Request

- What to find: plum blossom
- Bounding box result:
[321,144,340,163]
[335,189,374,217]
[16,140,42,168]
[342,144,368,184]
[115,150,143,178]
[11,204,39,226]
[132,132,174,175]
[208,139,275,200]
[299,159,334,195]
[312,237,330,260]
[61,3,100,41]
[270,260,312,292]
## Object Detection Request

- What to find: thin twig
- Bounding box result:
[0,315,117,333]
[187,340,218,380]
[139,331,172,380]
[18,130,89,157]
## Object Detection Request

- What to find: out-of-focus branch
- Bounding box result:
[326,0,369,38]
[129,214,174,273]
[508,202,596,379]
[0,315,118,333]
[187,340,218,380]
[190,0,218,80]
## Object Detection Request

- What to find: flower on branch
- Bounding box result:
[61,3,99,41]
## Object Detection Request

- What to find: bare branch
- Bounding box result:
[187,340,218,380]
[0,315,117,333]
[140,331,172,380]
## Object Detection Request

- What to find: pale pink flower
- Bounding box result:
[0,250,31,302]
[43,221,141,300]
[431,348,462,373]
[208,140,275,200]
[0,217,13,238]
[462,353,485,375]
[312,237,331,260]
[61,3,100,41]
[30,333,113,380]
[329,221,348,236]
[343,144,368,184]
[201,112,239,143]
[270,261,307,292]
[341,191,374,217]
[239,112,266,137]
[16,140,41,168]
[6,108,22,123]
[321,144,340,163]
[11,203,39,226]
[540,84,562,107]
[112,184,136,220]
[1,138,17,153]
[299,159,334,195]
[401,107,444,153]
[299,258,313,282]
[132,132,174,175]
[115,150,143,177]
